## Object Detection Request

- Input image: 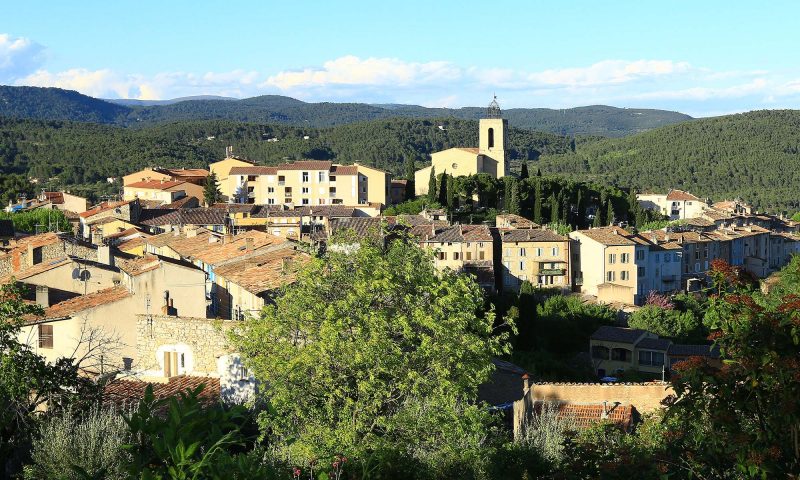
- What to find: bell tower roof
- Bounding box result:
[486,95,502,119]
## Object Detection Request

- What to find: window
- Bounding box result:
[608,253,617,264]
[674,252,681,261]
[38,324,53,349]
[519,261,525,271]
[536,247,543,257]
[302,198,310,205]
[466,252,472,260]
[695,263,700,272]
[267,187,275,193]
[329,175,336,182]
[638,350,665,367]
[655,254,660,263]
[318,171,326,182]
[607,271,615,282]
[453,252,460,260]
[520,248,527,257]
[302,172,310,183]
[695,250,700,260]
[488,127,495,148]
[479,251,485,260]
[664,254,671,263]
[361,186,367,193]
[552,247,559,256]
[620,253,630,263]
[302,187,310,194]
[636,250,645,260]
[478,242,484,248]
[247,175,256,182]
[504,248,510,257]
[621,271,629,281]
[611,348,631,362]
[267,198,275,205]
[638,266,645,277]
[591,345,610,359]
[278,175,286,185]
[438,252,447,260]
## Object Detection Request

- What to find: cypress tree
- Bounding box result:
[509,180,521,215]
[549,194,559,224]
[427,167,437,203]
[203,172,222,206]
[575,189,583,228]
[438,173,448,206]
[520,162,529,180]
[404,157,416,198]
[446,174,455,210]
[503,178,512,211]
[533,181,543,224]
[607,200,615,226]
[592,204,603,227]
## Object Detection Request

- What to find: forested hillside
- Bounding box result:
[0,116,571,199]
[0,85,691,136]
[536,110,800,211]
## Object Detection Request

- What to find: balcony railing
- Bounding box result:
[540,268,566,276]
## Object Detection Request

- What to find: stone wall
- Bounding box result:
[136,314,235,375]
[512,382,674,437]
[0,236,97,278]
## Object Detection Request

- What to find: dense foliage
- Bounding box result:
[538,109,800,211]
[0,208,72,233]
[0,86,691,136]
[230,234,511,478]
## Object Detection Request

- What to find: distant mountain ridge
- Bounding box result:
[0,85,692,136]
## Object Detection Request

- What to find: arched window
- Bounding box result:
[488,128,495,148]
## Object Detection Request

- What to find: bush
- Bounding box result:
[628,305,706,343]
[24,406,131,480]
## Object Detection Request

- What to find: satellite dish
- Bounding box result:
[79,270,91,282]
[71,268,81,280]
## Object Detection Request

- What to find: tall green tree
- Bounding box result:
[438,173,448,207]
[427,166,437,203]
[606,200,615,226]
[533,180,543,224]
[549,194,559,224]
[203,171,222,205]
[509,180,521,215]
[230,235,511,477]
[404,157,416,198]
[445,174,455,210]
[575,189,583,228]
[520,162,529,179]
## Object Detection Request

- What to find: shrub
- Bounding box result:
[24,406,131,480]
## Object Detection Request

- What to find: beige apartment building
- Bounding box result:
[221,160,390,208]
[409,223,495,291]
[123,179,204,204]
[569,227,650,305]
[637,189,708,221]
[415,97,509,196]
[500,228,570,291]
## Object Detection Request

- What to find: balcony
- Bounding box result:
[540,268,566,276]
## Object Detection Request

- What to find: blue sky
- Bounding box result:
[1,0,799,116]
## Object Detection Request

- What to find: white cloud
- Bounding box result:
[0,33,45,80]
[630,78,769,101]
[16,68,263,100]
[525,60,692,87]
[263,55,460,90]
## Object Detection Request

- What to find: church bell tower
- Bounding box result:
[479,95,508,178]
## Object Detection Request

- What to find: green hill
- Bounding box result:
[0,116,572,200]
[536,110,800,211]
[0,85,691,136]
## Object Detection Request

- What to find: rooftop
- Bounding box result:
[214,247,311,296]
[103,375,220,408]
[31,286,131,322]
[80,200,132,219]
[590,325,648,344]
[575,226,636,246]
[501,228,566,243]
[125,180,186,190]
[666,189,702,202]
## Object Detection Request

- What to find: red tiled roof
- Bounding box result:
[162,168,209,177]
[279,160,332,171]
[103,375,220,408]
[41,192,65,204]
[330,165,357,175]
[80,200,131,218]
[116,237,146,252]
[666,189,701,201]
[576,226,636,246]
[117,255,161,276]
[229,166,280,175]
[30,286,132,322]
[126,180,186,190]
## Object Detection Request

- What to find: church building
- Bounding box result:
[414,96,509,196]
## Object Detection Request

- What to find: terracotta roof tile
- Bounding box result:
[229,166,280,175]
[214,247,311,296]
[278,160,332,171]
[330,165,357,175]
[531,402,634,430]
[31,286,131,322]
[502,228,566,243]
[126,180,186,190]
[117,254,162,276]
[576,226,636,246]
[666,189,701,201]
[116,237,147,252]
[80,200,132,219]
[103,376,220,408]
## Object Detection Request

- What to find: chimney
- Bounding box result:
[185,226,198,238]
[91,231,103,246]
[97,245,114,267]
[35,285,49,308]
[26,243,36,268]
[245,237,254,252]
